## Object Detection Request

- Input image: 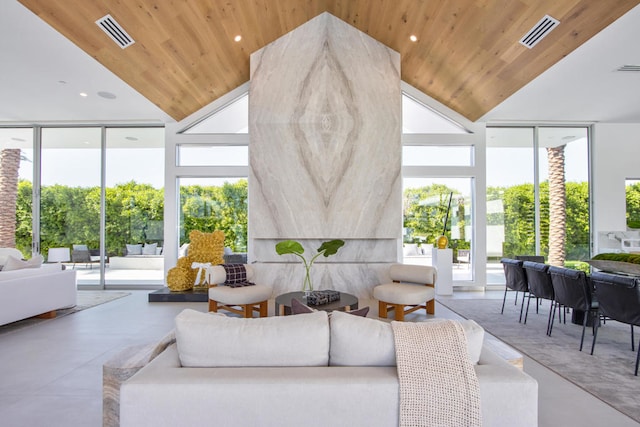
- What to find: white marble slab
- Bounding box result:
[249,12,401,240]
[253,238,399,263]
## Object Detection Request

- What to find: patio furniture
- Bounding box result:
[71,245,99,269]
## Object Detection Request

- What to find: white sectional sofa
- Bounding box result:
[0,254,77,326]
[119,309,538,427]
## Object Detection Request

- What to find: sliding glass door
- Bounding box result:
[1,125,164,288]
[105,128,165,286]
[41,128,102,285]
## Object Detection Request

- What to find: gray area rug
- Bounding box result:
[439,297,640,422]
[0,291,130,336]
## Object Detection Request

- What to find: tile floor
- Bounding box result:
[0,290,638,427]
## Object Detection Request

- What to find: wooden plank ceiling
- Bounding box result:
[19,0,640,122]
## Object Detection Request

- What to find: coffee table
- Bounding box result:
[275,291,358,316]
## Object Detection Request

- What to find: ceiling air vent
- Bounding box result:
[96,14,135,49]
[617,65,640,72]
[519,15,560,49]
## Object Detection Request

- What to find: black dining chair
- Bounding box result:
[548,266,597,351]
[500,258,529,322]
[522,261,555,333]
[590,271,640,376]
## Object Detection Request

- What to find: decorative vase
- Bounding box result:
[302,267,313,297]
[436,235,448,249]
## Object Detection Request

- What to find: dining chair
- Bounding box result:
[548,266,597,351]
[522,261,555,333]
[590,271,640,375]
[500,258,529,322]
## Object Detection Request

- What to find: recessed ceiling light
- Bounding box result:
[97,91,117,99]
[125,136,139,141]
[79,92,88,97]
[234,35,242,42]
[409,35,417,42]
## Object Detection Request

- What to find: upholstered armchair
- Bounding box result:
[373,264,437,321]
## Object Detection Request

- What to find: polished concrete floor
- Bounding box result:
[0,290,638,427]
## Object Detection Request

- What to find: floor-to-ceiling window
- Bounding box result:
[401,86,479,285]
[177,177,247,252]
[486,126,590,284]
[41,127,102,285]
[105,127,165,286]
[0,125,164,287]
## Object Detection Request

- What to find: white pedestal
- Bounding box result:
[432,248,453,295]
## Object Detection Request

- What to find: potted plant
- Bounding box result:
[275,239,345,294]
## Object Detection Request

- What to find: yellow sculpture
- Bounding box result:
[166,230,225,291]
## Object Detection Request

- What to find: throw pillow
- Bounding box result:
[26,253,44,268]
[142,243,158,255]
[2,255,27,271]
[291,298,370,317]
[126,244,143,255]
[328,312,484,366]
[3,254,45,271]
[220,264,254,287]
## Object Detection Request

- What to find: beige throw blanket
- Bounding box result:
[391,320,482,427]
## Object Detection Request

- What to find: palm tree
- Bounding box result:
[0,148,21,248]
[547,145,566,266]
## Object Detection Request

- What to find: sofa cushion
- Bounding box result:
[142,243,157,255]
[175,309,330,367]
[329,312,484,366]
[0,248,24,267]
[329,311,397,366]
[126,244,143,255]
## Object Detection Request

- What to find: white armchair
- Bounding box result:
[207,264,271,318]
[373,264,437,321]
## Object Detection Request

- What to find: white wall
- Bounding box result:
[592,123,640,250]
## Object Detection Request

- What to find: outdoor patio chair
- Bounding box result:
[71,244,101,269]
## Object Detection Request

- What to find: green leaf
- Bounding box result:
[275,240,305,256]
[317,239,345,257]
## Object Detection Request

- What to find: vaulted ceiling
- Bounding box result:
[18,0,640,122]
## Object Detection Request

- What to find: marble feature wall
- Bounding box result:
[249,13,401,297]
